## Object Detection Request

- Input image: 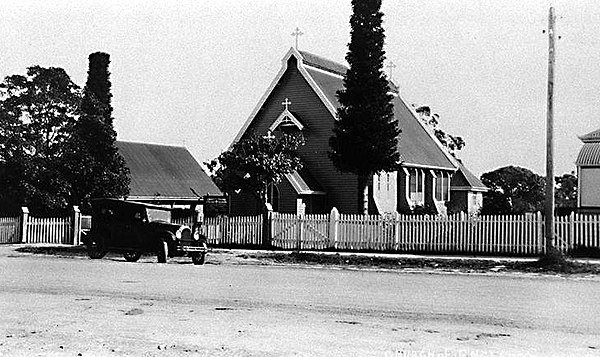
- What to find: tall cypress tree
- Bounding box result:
[64,52,129,211]
[329,0,400,214]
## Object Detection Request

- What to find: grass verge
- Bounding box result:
[15,245,600,275]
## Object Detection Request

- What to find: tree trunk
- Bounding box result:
[358,174,369,215]
[260,185,272,248]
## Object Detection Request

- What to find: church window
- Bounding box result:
[435,172,450,201]
[409,169,424,204]
[386,173,390,191]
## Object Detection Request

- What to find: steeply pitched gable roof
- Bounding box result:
[451,160,488,192]
[116,141,222,200]
[299,51,456,170]
[233,47,459,174]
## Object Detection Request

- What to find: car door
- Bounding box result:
[121,208,144,250]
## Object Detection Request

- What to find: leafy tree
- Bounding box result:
[480,166,545,215]
[0,66,80,215]
[555,172,577,212]
[207,133,304,207]
[415,106,465,157]
[63,52,129,211]
[329,0,400,214]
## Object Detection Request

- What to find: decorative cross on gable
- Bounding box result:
[386,61,397,80]
[268,97,304,132]
[263,130,276,140]
[291,27,303,50]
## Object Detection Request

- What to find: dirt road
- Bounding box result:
[1,247,599,356]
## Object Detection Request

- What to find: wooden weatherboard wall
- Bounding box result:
[234,55,359,215]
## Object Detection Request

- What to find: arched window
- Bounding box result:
[267,183,280,212]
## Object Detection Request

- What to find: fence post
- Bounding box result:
[72,206,81,246]
[328,207,339,249]
[393,211,400,251]
[569,211,575,252]
[537,211,544,255]
[296,214,303,251]
[20,207,29,243]
[262,207,273,249]
[195,204,204,224]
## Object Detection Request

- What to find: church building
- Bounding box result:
[229,47,485,216]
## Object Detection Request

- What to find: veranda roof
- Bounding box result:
[576,142,600,167]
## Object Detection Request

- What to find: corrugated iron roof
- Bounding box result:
[576,142,600,166]
[579,128,600,143]
[298,51,348,76]
[116,141,222,199]
[452,161,488,191]
[303,61,456,171]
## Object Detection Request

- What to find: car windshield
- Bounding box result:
[147,208,171,223]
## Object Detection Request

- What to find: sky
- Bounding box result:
[2,0,600,178]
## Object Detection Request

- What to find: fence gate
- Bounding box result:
[0,217,21,244]
[271,213,329,250]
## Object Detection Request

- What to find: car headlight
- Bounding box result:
[176,226,191,240]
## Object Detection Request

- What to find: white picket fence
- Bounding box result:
[5,206,600,256]
[200,215,263,246]
[0,217,21,244]
[24,216,72,244]
[258,210,600,255]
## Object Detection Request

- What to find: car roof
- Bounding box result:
[91,198,172,211]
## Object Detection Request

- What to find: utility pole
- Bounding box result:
[544,6,556,254]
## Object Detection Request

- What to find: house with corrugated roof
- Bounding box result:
[116,141,223,214]
[229,47,485,215]
[576,128,600,212]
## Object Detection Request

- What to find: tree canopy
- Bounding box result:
[481,166,545,215]
[480,166,579,215]
[63,52,130,211]
[555,172,577,212]
[206,133,303,208]
[415,106,465,157]
[329,0,399,214]
[0,53,130,215]
[0,66,80,214]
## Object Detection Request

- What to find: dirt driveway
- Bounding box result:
[1,246,600,356]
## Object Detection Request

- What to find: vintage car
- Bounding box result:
[83,198,208,265]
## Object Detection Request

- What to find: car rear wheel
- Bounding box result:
[87,234,107,259]
[191,242,207,265]
[123,251,142,262]
[157,240,168,263]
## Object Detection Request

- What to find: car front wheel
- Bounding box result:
[157,240,168,263]
[191,242,207,265]
[123,251,142,262]
[87,234,107,259]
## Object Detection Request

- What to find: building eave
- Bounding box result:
[400,162,457,172]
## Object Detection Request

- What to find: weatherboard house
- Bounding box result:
[229,48,486,216]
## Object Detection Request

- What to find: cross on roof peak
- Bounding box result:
[282,98,292,111]
[291,27,304,50]
[386,61,397,80]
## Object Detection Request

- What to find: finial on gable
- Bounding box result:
[291,27,304,50]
